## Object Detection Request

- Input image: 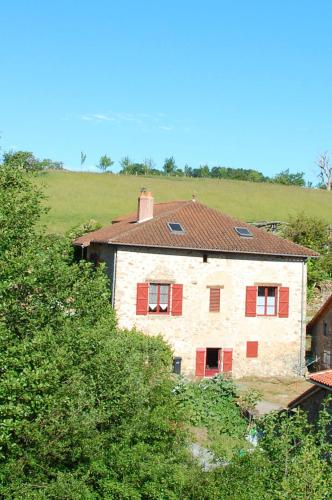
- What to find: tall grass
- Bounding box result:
[37,170,332,234]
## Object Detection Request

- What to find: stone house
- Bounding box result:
[74,190,317,378]
[307,294,332,370]
[288,370,332,424]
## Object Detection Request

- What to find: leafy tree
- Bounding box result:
[97,154,114,172]
[273,169,306,186]
[120,155,133,174]
[281,213,331,289]
[3,150,63,171]
[40,158,64,170]
[3,150,43,172]
[184,164,192,177]
[0,162,195,497]
[163,156,176,176]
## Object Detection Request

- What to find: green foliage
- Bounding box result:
[273,169,306,187]
[0,163,195,497]
[185,406,332,499]
[97,154,114,172]
[281,213,332,288]
[175,375,247,437]
[3,150,63,171]
[281,213,329,252]
[66,219,102,240]
[163,156,177,175]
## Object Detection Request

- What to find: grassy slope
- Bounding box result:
[38,170,332,234]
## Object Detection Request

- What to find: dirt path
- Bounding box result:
[236,377,311,409]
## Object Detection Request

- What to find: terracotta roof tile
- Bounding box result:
[74,199,319,258]
[309,370,332,388]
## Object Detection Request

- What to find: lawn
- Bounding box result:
[37,170,332,234]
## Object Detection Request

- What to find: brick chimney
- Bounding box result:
[137,189,154,223]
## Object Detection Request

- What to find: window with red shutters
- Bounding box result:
[209,287,220,312]
[278,287,289,317]
[136,283,183,316]
[246,341,258,358]
[245,286,257,316]
[136,283,149,315]
[171,284,183,316]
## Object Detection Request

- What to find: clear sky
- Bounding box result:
[1,0,332,181]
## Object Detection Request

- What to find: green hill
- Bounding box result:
[38,170,332,234]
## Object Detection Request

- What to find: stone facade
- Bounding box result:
[87,243,307,379]
[309,305,332,370]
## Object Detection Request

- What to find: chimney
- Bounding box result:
[137,188,154,223]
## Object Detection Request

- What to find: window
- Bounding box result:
[203,254,208,263]
[136,283,183,316]
[256,286,277,316]
[148,283,170,313]
[323,321,328,337]
[209,288,221,312]
[167,222,185,234]
[235,227,253,237]
[246,285,289,318]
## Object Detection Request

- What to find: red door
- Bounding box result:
[223,349,233,373]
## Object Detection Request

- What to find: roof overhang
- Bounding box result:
[97,241,314,260]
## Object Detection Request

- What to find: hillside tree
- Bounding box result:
[317,152,332,190]
[97,154,114,172]
[163,156,176,176]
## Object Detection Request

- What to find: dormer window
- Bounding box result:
[167,222,185,234]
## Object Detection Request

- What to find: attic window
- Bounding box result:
[234,227,253,238]
[167,222,185,234]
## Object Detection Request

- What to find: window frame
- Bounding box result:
[323,321,328,337]
[148,283,171,315]
[256,286,278,317]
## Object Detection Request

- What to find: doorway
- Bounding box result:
[205,348,221,376]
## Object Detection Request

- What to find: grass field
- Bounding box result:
[37,170,332,234]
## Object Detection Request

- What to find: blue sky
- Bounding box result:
[1,0,332,181]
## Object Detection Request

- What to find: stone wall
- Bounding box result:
[110,246,306,379]
[310,308,332,369]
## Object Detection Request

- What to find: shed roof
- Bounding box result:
[309,369,332,388]
[74,199,319,259]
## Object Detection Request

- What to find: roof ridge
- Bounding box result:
[108,200,193,243]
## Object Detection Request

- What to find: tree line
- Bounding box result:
[97,153,330,188]
[3,148,332,189]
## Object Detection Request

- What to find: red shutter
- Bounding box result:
[136,283,148,315]
[172,284,183,316]
[223,348,233,372]
[209,288,220,312]
[195,348,206,376]
[245,286,257,317]
[278,287,289,318]
[246,341,258,358]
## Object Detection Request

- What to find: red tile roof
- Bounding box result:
[74,199,319,258]
[309,370,332,388]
